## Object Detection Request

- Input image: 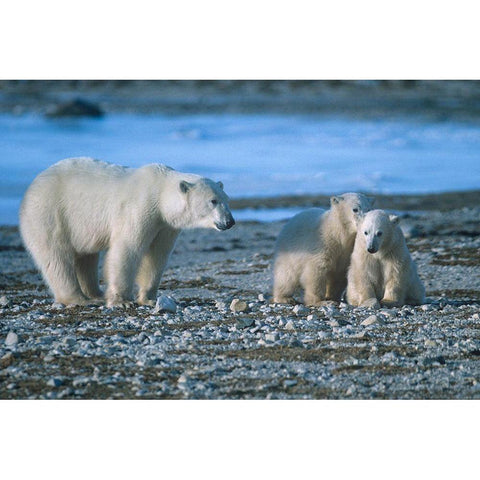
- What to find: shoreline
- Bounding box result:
[2,80,480,122]
[2,190,480,227]
[229,189,480,213]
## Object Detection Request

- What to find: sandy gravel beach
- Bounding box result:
[1,193,479,399]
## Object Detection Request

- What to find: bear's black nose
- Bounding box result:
[367,247,377,254]
[215,217,235,231]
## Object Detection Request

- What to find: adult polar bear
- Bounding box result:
[20,157,235,307]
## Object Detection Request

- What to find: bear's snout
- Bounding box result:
[367,246,377,254]
[215,215,235,231]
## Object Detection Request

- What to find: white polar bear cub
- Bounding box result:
[273,193,373,306]
[346,209,425,308]
[20,157,235,307]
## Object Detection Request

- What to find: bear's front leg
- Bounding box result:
[104,242,141,307]
[381,279,405,308]
[136,230,178,306]
[346,273,379,308]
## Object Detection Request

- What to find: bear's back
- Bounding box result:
[275,208,326,254]
[46,157,129,180]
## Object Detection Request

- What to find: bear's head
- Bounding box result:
[360,209,400,254]
[179,178,235,231]
[330,192,374,232]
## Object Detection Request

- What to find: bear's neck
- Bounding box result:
[323,210,355,248]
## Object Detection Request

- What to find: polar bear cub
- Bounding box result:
[20,157,235,307]
[346,209,425,308]
[273,193,373,306]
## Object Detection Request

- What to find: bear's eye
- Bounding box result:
[211,199,218,206]
[377,231,383,237]
[364,231,368,235]
[353,208,359,213]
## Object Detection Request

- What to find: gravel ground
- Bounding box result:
[1,205,480,399]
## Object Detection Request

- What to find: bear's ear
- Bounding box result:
[217,181,224,190]
[367,196,376,207]
[389,214,400,225]
[180,181,194,194]
[330,195,344,206]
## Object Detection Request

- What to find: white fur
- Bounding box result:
[346,209,425,308]
[19,157,234,306]
[272,193,373,305]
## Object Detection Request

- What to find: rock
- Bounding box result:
[328,319,340,327]
[236,317,255,329]
[285,320,295,331]
[307,314,318,321]
[425,339,437,348]
[5,331,19,346]
[0,352,14,368]
[265,333,279,342]
[471,313,480,321]
[361,315,380,326]
[293,305,309,316]
[283,379,297,388]
[230,299,248,313]
[0,295,9,307]
[177,374,188,384]
[46,98,104,118]
[153,295,177,314]
[288,338,303,348]
[215,300,227,310]
[258,294,266,302]
[62,337,76,347]
[47,378,63,387]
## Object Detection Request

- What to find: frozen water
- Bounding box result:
[1,113,479,224]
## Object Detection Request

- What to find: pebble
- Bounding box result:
[236,318,255,329]
[0,352,14,367]
[293,305,309,316]
[0,295,9,307]
[285,320,295,331]
[361,315,380,326]
[47,378,63,387]
[230,299,248,313]
[283,379,298,388]
[153,295,177,314]
[425,340,437,348]
[215,301,227,310]
[62,337,76,347]
[5,331,19,346]
[265,333,279,342]
[258,294,266,302]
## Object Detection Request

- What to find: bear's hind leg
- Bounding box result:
[272,258,298,304]
[76,253,103,302]
[302,263,327,306]
[39,248,89,305]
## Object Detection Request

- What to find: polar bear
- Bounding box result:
[346,209,425,308]
[20,157,235,307]
[272,193,374,306]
